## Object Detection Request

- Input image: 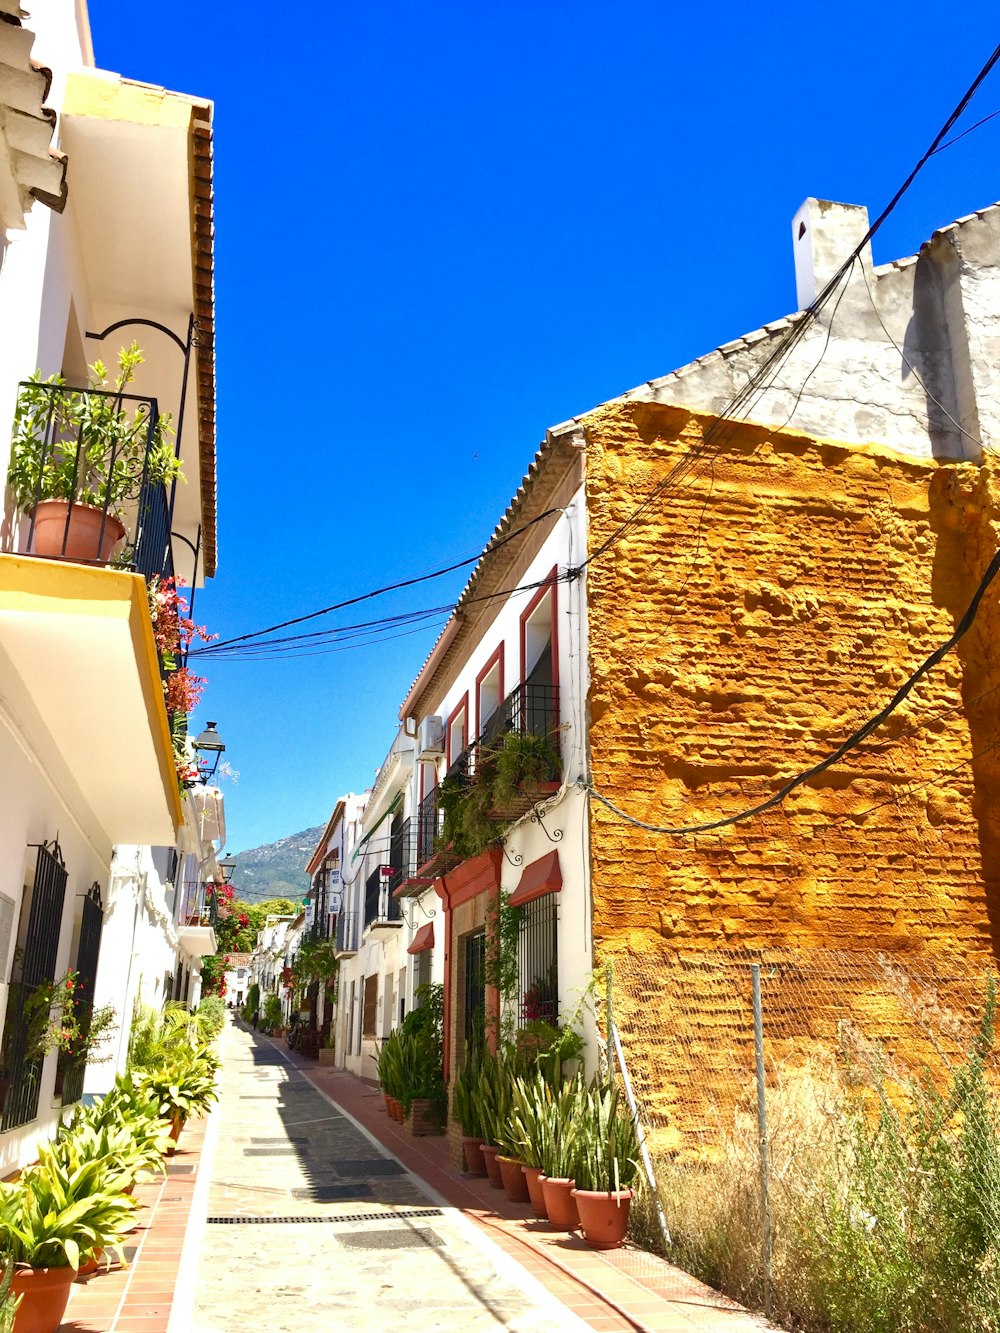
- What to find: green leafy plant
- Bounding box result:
[573,1081,641,1193]
[261,993,283,1032]
[196,995,227,1040]
[0,1252,21,1332]
[452,1043,486,1138]
[0,1141,138,1270]
[8,343,180,516]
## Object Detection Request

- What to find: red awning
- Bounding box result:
[508,850,562,908]
[407,922,435,955]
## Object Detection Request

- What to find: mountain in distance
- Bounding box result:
[228,825,325,904]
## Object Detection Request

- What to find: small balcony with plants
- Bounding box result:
[5,343,181,578]
[436,682,562,864]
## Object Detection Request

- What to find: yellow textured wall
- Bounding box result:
[585,401,1000,963]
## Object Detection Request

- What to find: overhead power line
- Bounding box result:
[585,545,1000,837]
[195,40,1000,664]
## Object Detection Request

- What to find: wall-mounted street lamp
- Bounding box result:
[192,721,225,783]
[218,854,237,885]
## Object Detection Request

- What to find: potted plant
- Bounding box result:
[261,993,283,1036]
[509,1072,551,1218]
[571,1083,641,1249]
[9,343,181,563]
[474,1052,508,1189]
[135,1048,218,1152]
[452,1046,487,1174]
[0,1142,137,1333]
[539,1076,586,1230]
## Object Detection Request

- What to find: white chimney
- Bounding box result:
[792,198,872,310]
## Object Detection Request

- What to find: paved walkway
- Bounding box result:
[190,1022,594,1332]
[59,1019,773,1332]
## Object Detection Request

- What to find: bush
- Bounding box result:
[197,995,226,1039]
[632,984,1000,1332]
[261,993,283,1032]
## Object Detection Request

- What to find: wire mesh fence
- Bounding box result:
[607,945,1000,1333]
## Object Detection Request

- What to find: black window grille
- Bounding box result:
[516,892,559,1027]
[463,930,486,1041]
[59,882,105,1106]
[2,841,68,1131]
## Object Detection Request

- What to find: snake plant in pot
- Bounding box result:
[8,342,180,563]
[571,1082,641,1249]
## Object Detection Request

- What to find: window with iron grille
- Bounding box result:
[463,929,486,1041]
[362,974,378,1036]
[516,892,559,1027]
[2,841,68,1131]
[59,881,105,1107]
[415,947,432,997]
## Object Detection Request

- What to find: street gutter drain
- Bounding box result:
[330,1158,406,1178]
[166,1165,194,1175]
[207,1208,443,1225]
[243,1148,303,1156]
[250,1136,308,1144]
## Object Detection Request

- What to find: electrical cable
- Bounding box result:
[584,544,1000,835]
[197,506,563,654]
[193,42,1000,664]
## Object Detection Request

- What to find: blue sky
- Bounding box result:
[88,1,1000,853]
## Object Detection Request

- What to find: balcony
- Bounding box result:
[178,883,218,957]
[6,377,176,581]
[335,910,358,957]
[363,867,403,933]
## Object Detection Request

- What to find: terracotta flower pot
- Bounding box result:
[480,1144,504,1189]
[76,1247,103,1278]
[462,1136,487,1176]
[541,1176,579,1230]
[521,1165,548,1219]
[497,1155,530,1203]
[31,500,125,564]
[165,1111,185,1157]
[571,1188,633,1249]
[10,1263,77,1333]
[383,1093,394,1117]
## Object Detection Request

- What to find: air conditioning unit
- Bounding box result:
[417,714,445,759]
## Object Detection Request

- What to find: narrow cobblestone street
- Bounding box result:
[190,1021,593,1332]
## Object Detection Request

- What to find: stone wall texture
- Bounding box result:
[584,400,1000,962]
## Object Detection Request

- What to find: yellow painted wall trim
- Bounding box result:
[63,70,194,131]
[0,553,134,616]
[127,574,184,834]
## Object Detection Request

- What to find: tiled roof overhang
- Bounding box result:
[190,103,217,578]
[0,9,68,228]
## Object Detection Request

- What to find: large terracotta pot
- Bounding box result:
[497,1155,530,1203]
[31,501,125,563]
[462,1136,487,1176]
[521,1165,548,1219]
[540,1176,579,1230]
[480,1144,504,1189]
[10,1264,77,1333]
[571,1188,633,1249]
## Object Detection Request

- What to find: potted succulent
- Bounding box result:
[0,1142,137,1333]
[509,1072,551,1219]
[473,1053,508,1190]
[571,1083,641,1249]
[452,1045,487,1175]
[539,1076,587,1230]
[8,343,180,563]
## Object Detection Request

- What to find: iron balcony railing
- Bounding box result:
[335,910,358,955]
[416,788,445,869]
[10,379,175,581]
[364,867,402,930]
[476,682,560,758]
[182,883,219,928]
